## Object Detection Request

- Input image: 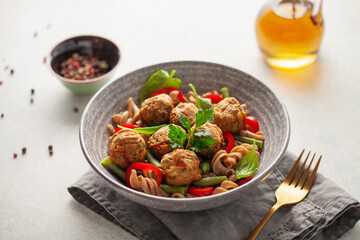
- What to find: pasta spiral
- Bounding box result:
[213,180,238,194]
[171,193,200,198]
[211,143,259,182]
[112,98,142,126]
[240,130,265,141]
[129,169,169,197]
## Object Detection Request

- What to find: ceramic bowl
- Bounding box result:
[47,35,120,94]
[80,61,290,211]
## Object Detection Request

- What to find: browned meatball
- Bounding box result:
[140,94,174,126]
[213,97,246,133]
[192,122,224,159]
[169,102,199,126]
[108,129,146,168]
[148,124,186,158]
[161,149,201,186]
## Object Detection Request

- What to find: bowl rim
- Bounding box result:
[47,34,121,85]
[79,60,291,204]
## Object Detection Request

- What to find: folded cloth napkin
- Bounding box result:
[68,152,360,240]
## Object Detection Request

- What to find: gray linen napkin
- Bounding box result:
[68,152,360,240]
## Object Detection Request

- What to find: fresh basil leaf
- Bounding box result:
[189,84,213,110]
[195,108,214,128]
[168,124,188,149]
[235,141,259,179]
[140,70,182,102]
[179,115,191,132]
[132,124,167,135]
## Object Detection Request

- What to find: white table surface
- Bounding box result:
[0,0,359,239]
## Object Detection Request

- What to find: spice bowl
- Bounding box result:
[47,35,120,94]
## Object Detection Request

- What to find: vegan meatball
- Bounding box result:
[193,122,224,159]
[213,97,246,133]
[140,94,174,126]
[169,102,199,126]
[161,149,202,186]
[108,129,146,168]
[148,124,186,158]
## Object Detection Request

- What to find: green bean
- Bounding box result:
[193,176,227,187]
[160,184,187,195]
[221,87,230,98]
[146,150,163,168]
[134,124,167,135]
[200,161,211,174]
[101,157,126,181]
[233,135,263,149]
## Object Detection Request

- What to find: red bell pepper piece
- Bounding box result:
[242,116,260,133]
[205,94,223,103]
[150,87,185,102]
[237,175,254,186]
[188,186,214,196]
[223,132,235,153]
[125,162,162,187]
[114,124,140,134]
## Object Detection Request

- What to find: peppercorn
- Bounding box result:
[30,97,34,103]
[1,113,4,118]
[22,147,27,154]
[31,89,35,95]
[73,106,78,112]
[10,69,14,75]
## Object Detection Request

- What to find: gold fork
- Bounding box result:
[246,149,322,240]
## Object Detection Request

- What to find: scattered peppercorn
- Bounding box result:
[0,80,3,85]
[22,147,27,154]
[1,113,4,118]
[13,153,18,158]
[59,53,109,80]
[31,89,35,95]
[48,145,53,156]
[73,106,79,112]
[10,69,14,75]
[30,97,34,103]
[43,56,47,63]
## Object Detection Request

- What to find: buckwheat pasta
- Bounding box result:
[185,91,197,104]
[240,130,265,141]
[213,181,238,194]
[211,150,236,177]
[129,170,169,197]
[112,98,142,126]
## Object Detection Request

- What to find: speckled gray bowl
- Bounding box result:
[80,61,290,212]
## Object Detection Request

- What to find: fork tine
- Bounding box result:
[283,149,305,185]
[303,155,322,190]
[290,151,311,187]
[297,153,316,188]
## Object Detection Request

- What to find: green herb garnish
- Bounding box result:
[235,140,259,179]
[189,84,213,110]
[140,70,182,102]
[168,108,215,152]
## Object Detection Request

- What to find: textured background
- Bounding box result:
[0,0,359,239]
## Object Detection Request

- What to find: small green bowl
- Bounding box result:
[47,35,120,94]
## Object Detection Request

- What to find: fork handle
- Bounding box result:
[246,202,283,240]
